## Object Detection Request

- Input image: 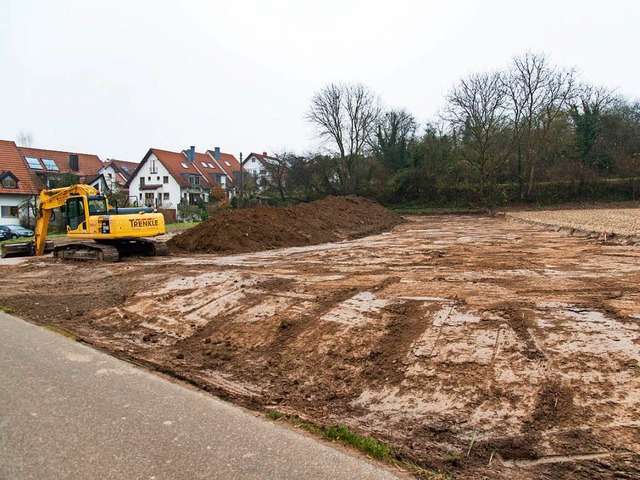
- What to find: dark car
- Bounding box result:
[0,225,35,239]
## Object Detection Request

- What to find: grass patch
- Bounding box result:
[266,409,284,420]
[44,324,79,341]
[0,303,15,314]
[165,222,199,232]
[264,411,447,478]
[389,203,485,215]
[323,424,393,461]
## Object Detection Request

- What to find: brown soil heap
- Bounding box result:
[168,196,403,254]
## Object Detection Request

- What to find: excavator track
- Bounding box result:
[53,243,120,262]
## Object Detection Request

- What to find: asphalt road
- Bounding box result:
[0,312,402,480]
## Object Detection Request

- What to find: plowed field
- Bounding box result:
[1,212,639,479]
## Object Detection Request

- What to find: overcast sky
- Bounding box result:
[1,0,638,161]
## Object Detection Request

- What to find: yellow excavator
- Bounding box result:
[1,184,166,261]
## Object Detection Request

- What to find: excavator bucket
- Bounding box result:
[1,240,54,258]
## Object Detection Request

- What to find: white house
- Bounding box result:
[127,146,242,218]
[243,152,276,186]
[100,159,139,194]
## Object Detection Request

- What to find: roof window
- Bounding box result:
[42,158,59,171]
[25,157,42,169]
[180,162,189,169]
[224,161,232,167]
[200,162,208,168]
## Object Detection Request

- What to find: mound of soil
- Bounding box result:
[168,196,403,254]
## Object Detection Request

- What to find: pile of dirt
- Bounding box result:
[168,196,403,254]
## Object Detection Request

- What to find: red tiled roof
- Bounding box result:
[0,140,41,195]
[104,159,139,184]
[206,150,243,187]
[244,152,278,167]
[147,148,213,189]
[19,146,103,181]
[189,152,223,188]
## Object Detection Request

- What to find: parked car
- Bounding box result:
[0,225,35,239]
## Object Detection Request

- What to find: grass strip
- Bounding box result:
[266,410,448,478]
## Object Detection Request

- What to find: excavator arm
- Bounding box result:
[34,184,100,256]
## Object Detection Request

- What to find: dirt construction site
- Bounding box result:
[1,197,639,479]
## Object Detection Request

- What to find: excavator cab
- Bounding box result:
[65,196,87,232]
[64,195,108,232]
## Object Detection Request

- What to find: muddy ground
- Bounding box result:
[1,214,639,479]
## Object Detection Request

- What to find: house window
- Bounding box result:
[108,173,113,179]
[224,161,232,167]
[188,175,201,186]
[150,158,158,174]
[251,158,256,163]
[42,158,59,171]
[259,169,266,175]
[147,176,151,181]
[1,206,19,218]
[163,176,169,184]
[144,193,154,206]
[163,192,170,200]
[25,157,42,169]
[140,177,145,187]
[156,176,160,181]
[180,162,189,169]
[2,177,17,189]
[139,193,142,200]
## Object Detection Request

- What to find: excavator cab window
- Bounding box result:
[87,196,108,215]
[65,197,86,231]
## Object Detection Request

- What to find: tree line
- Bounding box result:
[253,52,640,207]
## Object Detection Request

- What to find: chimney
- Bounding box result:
[187,146,195,163]
[69,154,79,172]
[214,147,220,160]
[262,151,267,156]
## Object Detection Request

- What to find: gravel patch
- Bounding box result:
[504,208,640,238]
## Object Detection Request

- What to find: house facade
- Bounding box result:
[100,159,139,194]
[127,146,242,218]
[243,152,277,189]
[0,140,41,226]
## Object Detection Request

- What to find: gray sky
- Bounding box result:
[1,0,638,161]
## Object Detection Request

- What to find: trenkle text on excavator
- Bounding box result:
[1,184,166,261]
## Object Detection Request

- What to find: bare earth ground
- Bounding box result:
[1,212,639,479]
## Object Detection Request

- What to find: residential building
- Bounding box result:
[100,159,139,194]
[205,147,245,195]
[243,152,276,185]
[18,146,106,192]
[127,146,242,218]
[0,140,42,226]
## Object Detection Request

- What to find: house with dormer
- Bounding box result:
[18,146,106,192]
[0,140,41,226]
[100,159,139,194]
[126,146,241,217]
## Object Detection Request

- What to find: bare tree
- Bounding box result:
[506,52,577,197]
[261,151,296,201]
[445,71,511,200]
[306,83,380,193]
